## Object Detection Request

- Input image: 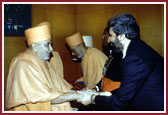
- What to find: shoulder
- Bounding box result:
[85,48,107,59]
[12,50,37,63]
[12,52,31,64]
[52,51,62,61]
[89,48,104,54]
[121,55,150,77]
[10,51,40,71]
[12,57,38,71]
[126,39,163,66]
[126,39,147,56]
[52,51,61,59]
[51,51,63,68]
[123,55,140,62]
[122,55,145,67]
[53,51,59,56]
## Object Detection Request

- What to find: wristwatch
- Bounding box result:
[91,94,96,104]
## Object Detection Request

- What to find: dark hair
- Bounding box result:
[107,13,140,40]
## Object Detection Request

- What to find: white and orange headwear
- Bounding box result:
[65,32,84,48]
[24,22,51,46]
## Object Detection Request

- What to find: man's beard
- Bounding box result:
[105,37,123,81]
[109,37,123,59]
[110,37,123,53]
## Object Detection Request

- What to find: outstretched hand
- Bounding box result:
[77,89,98,105]
[77,89,112,106]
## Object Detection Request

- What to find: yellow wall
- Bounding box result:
[76,4,164,56]
[4,4,164,97]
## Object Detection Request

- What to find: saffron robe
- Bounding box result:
[81,48,121,91]
[5,50,72,111]
[81,48,107,89]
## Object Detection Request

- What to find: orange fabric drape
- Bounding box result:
[102,77,121,92]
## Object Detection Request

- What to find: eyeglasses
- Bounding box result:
[102,33,110,39]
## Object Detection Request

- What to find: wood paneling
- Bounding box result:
[4,37,26,94]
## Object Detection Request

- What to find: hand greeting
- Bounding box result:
[76,88,112,106]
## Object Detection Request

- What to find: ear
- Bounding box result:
[118,34,126,41]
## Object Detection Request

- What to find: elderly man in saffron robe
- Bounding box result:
[5,22,84,111]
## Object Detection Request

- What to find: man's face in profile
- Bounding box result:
[70,48,82,63]
[33,40,53,61]
[108,27,123,53]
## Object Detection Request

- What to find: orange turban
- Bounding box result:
[24,22,51,46]
[65,32,84,48]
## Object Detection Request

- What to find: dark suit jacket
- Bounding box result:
[95,39,164,111]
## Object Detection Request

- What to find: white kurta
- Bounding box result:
[81,48,107,89]
[5,50,72,111]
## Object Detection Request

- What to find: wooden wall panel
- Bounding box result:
[4,37,26,94]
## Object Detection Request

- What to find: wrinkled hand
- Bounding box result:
[77,89,99,105]
[77,89,112,106]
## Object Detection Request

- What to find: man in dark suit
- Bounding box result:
[77,13,164,111]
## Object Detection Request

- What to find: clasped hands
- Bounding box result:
[76,88,112,105]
